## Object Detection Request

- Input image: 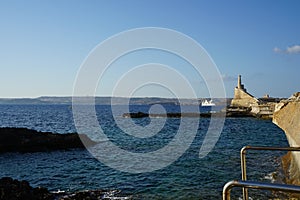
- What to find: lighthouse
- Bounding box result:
[237,75,245,91]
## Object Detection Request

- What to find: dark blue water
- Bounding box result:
[0,104,288,199]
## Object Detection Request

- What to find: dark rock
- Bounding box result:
[0,177,127,200]
[123,112,149,118]
[0,177,53,200]
[123,112,228,118]
[0,127,97,153]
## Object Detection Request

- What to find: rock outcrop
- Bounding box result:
[0,177,53,200]
[0,127,96,153]
[273,92,300,186]
[0,177,125,200]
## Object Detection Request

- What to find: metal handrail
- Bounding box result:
[240,146,300,200]
[223,180,300,200]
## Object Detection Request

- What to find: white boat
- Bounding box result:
[201,99,216,107]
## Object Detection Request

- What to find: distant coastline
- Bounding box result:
[0,96,231,106]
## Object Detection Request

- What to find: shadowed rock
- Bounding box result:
[123,111,248,118]
[0,127,96,153]
[0,177,53,200]
[0,177,127,200]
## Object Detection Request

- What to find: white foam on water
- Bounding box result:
[264,171,277,183]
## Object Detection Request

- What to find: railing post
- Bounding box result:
[225,146,300,200]
[239,146,300,200]
[241,146,249,200]
[223,180,237,200]
[223,180,300,200]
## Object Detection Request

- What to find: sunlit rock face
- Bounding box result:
[273,92,300,185]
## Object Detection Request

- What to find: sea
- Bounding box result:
[0,104,289,199]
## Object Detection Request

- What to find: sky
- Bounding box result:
[1,0,300,98]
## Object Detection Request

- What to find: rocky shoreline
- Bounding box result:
[0,127,96,153]
[0,177,127,200]
[0,128,127,199]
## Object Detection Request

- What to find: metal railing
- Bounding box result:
[223,146,300,200]
[223,180,300,200]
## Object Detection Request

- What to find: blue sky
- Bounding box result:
[1,0,300,98]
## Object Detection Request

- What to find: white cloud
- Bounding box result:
[273,47,282,53]
[286,45,300,54]
[274,45,300,54]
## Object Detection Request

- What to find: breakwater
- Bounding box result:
[123,111,225,118]
[122,110,257,118]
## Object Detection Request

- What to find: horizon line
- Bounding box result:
[0,96,235,99]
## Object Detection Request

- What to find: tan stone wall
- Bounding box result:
[231,88,258,107]
[273,101,300,185]
[251,103,276,118]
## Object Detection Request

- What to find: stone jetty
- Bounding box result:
[122,112,226,118]
[123,111,252,118]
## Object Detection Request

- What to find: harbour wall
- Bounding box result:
[273,93,300,185]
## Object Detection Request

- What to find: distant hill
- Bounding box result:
[0,96,231,106]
